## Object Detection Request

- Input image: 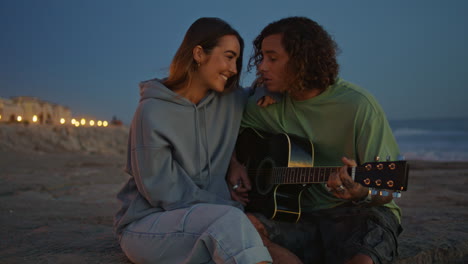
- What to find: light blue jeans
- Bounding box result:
[120,204,272,264]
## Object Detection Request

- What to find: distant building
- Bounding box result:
[52,103,71,124]
[111,115,123,126]
[0,97,23,122]
[0,96,71,124]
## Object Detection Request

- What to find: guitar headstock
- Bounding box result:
[354,160,409,193]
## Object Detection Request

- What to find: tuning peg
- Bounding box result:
[386,155,391,161]
[371,189,379,195]
[374,156,380,161]
[392,192,402,198]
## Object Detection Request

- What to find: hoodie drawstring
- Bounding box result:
[194,107,202,181]
[194,105,212,184]
[203,105,212,183]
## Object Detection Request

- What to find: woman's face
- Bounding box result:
[197,35,241,93]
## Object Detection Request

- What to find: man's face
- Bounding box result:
[258,34,290,93]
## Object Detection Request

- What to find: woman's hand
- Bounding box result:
[256,95,277,107]
[227,154,252,206]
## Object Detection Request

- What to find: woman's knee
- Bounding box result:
[183,204,247,232]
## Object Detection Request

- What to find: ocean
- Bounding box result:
[389,117,468,162]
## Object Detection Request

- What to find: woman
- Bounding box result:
[113,18,272,264]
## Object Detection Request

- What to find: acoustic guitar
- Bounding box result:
[236,128,409,222]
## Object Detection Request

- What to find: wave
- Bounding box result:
[402,150,468,162]
[393,128,468,137]
[388,118,468,161]
[393,128,431,136]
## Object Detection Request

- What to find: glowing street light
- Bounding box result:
[60,118,66,124]
[17,116,22,122]
[32,115,38,123]
[97,120,102,127]
[0,114,2,120]
[103,121,108,127]
[80,118,86,126]
[89,120,95,126]
[71,118,77,125]
[75,122,80,127]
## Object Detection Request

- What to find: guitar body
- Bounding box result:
[236,128,314,222]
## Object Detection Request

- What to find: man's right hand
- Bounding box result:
[227,154,252,206]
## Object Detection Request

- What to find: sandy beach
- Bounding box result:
[0,124,467,263]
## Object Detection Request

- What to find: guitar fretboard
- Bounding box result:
[271,167,352,184]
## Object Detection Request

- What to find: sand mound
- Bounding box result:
[0,124,129,156]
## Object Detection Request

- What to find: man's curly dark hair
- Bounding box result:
[249,17,340,93]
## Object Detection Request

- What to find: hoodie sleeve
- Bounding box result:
[129,101,241,211]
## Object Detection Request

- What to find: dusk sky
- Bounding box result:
[1,0,467,124]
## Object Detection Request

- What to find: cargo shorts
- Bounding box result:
[254,205,402,264]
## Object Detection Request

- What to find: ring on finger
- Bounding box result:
[335,184,346,193]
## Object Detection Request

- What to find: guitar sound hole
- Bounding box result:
[256,158,275,195]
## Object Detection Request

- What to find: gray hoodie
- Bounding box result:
[114,79,248,235]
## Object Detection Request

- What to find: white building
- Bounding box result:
[0,97,24,122]
[0,96,71,124]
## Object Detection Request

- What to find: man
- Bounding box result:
[228,17,403,264]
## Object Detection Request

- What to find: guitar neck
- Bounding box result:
[270,164,407,192]
[271,166,356,184]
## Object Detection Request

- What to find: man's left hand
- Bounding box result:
[327,157,368,201]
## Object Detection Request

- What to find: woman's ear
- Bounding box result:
[192,45,205,65]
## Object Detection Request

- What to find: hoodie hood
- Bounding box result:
[139,78,217,108]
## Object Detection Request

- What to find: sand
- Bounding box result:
[0,124,467,263]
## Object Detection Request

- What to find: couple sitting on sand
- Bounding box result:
[114,16,403,264]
